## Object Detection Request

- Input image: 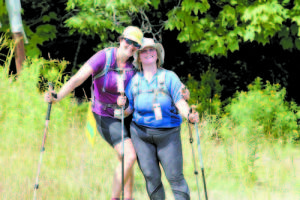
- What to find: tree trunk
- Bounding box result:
[12,32,26,74]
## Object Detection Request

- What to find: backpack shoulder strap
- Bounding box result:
[91,47,114,106]
[157,69,169,96]
[131,72,141,98]
[93,47,114,81]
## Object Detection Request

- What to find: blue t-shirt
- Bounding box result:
[125,68,183,128]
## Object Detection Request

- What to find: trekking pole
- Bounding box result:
[187,122,201,200]
[33,83,54,200]
[182,87,201,200]
[191,105,208,200]
[117,69,125,200]
[121,92,125,200]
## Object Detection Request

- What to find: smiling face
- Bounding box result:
[139,47,157,65]
[119,37,140,58]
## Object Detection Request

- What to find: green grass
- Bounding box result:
[1,115,300,199]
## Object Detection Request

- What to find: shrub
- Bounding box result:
[0,34,88,143]
[185,67,223,116]
[221,77,300,142]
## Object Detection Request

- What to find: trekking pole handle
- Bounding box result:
[46,83,54,120]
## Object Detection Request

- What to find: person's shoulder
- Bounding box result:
[131,71,142,82]
[160,68,178,79]
[96,47,116,56]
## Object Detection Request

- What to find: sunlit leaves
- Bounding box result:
[24,24,57,57]
[65,0,150,36]
[165,0,300,57]
[152,0,160,9]
[223,78,300,140]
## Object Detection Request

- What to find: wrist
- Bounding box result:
[187,112,195,124]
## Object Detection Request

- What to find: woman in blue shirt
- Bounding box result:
[123,38,199,200]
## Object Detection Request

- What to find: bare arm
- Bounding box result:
[175,99,190,119]
[175,99,199,123]
[181,84,190,101]
[46,63,93,103]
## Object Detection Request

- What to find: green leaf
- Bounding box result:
[295,38,300,50]
[280,37,294,50]
[278,26,289,38]
[42,15,51,22]
[291,23,298,36]
[228,38,239,52]
[244,27,255,41]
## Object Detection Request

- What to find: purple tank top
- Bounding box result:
[87,47,136,117]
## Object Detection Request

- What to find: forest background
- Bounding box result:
[1,0,300,199]
[1,0,300,105]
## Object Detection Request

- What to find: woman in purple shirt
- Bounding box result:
[44,26,143,200]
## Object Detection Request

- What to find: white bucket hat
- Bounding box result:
[133,37,165,70]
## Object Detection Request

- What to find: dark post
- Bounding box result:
[12,32,26,74]
[6,0,27,74]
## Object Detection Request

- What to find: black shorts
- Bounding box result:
[93,113,132,147]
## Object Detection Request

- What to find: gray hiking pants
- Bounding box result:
[130,122,190,200]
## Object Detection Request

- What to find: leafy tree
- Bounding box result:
[185,68,223,115]
[2,0,300,103]
[0,0,60,57]
[164,0,300,57]
[65,0,151,49]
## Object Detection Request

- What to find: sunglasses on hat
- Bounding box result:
[123,38,141,49]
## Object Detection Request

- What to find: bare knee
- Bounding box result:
[125,150,136,164]
[115,139,136,165]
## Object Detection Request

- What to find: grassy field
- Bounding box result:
[1,106,300,200]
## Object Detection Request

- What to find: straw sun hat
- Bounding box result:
[121,26,143,46]
[133,37,165,70]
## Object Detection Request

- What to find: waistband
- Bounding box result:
[132,122,180,135]
[93,98,119,110]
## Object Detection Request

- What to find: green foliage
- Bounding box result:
[0,0,6,18]
[0,0,60,57]
[65,0,150,49]
[0,32,14,69]
[1,52,74,137]
[185,67,222,116]
[0,1,10,32]
[24,24,57,57]
[165,0,300,57]
[0,0,7,18]
[1,33,68,90]
[222,77,300,141]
